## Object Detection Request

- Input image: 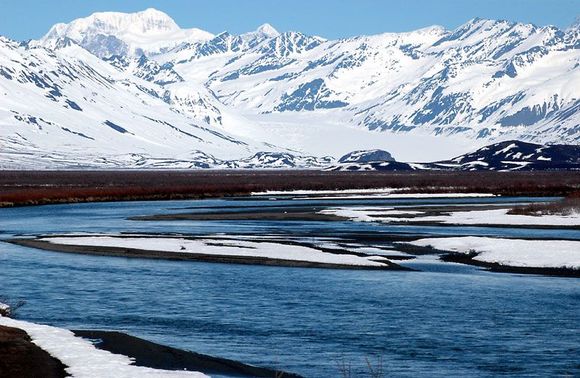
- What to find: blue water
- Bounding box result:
[0,197,579,377]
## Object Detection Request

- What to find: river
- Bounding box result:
[0,196,578,377]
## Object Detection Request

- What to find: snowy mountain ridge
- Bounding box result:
[1,9,579,169]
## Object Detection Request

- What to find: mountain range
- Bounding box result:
[327,140,580,171]
[0,8,578,169]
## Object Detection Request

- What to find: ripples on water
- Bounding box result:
[0,197,579,377]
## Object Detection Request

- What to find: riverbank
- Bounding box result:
[72,330,301,377]
[404,237,580,277]
[2,170,579,207]
[0,318,300,377]
[8,236,408,270]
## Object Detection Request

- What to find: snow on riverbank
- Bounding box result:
[0,316,207,377]
[252,189,496,199]
[319,207,424,222]
[408,237,580,269]
[0,302,10,316]
[40,236,391,267]
[421,208,580,226]
[321,207,580,226]
[251,188,401,196]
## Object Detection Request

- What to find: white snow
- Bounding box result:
[251,188,400,196]
[417,208,580,226]
[408,237,580,269]
[315,193,495,200]
[0,316,207,377]
[39,236,391,267]
[319,207,424,222]
[253,189,495,199]
[40,8,214,57]
[495,143,518,155]
[321,207,580,226]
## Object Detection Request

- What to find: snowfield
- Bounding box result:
[40,236,391,267]
[0,316,207,377]
[407,237,580,269]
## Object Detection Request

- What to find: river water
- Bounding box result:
[0,196,578,377]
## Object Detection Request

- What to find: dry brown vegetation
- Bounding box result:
[1,170,579,207]
[508,191,580,216]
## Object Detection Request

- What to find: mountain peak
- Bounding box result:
[569,16,580,30]
[41,8,180,43]
[38,8,217,58]
[140,7,168,16]
[256,23,279,37]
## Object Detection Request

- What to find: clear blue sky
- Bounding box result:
[1,0,578,41]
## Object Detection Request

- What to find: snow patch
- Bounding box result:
[408,237,580,269]
[39,236,391,267]
[0,316,207,377]
[322,207,580,226]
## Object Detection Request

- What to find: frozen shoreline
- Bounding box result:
[321,206,580,227]
[10,235,405,270]
[406,237,580,275]
[0,317,301,377]
[0,316,207,377]
[252,188,497,199]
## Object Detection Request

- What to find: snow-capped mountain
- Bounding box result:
[0,35,273,168]
[194,18,579,145]
[39,8,214,57]
[1,9,579,169]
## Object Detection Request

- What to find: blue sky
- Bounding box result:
[1,0,578,41]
